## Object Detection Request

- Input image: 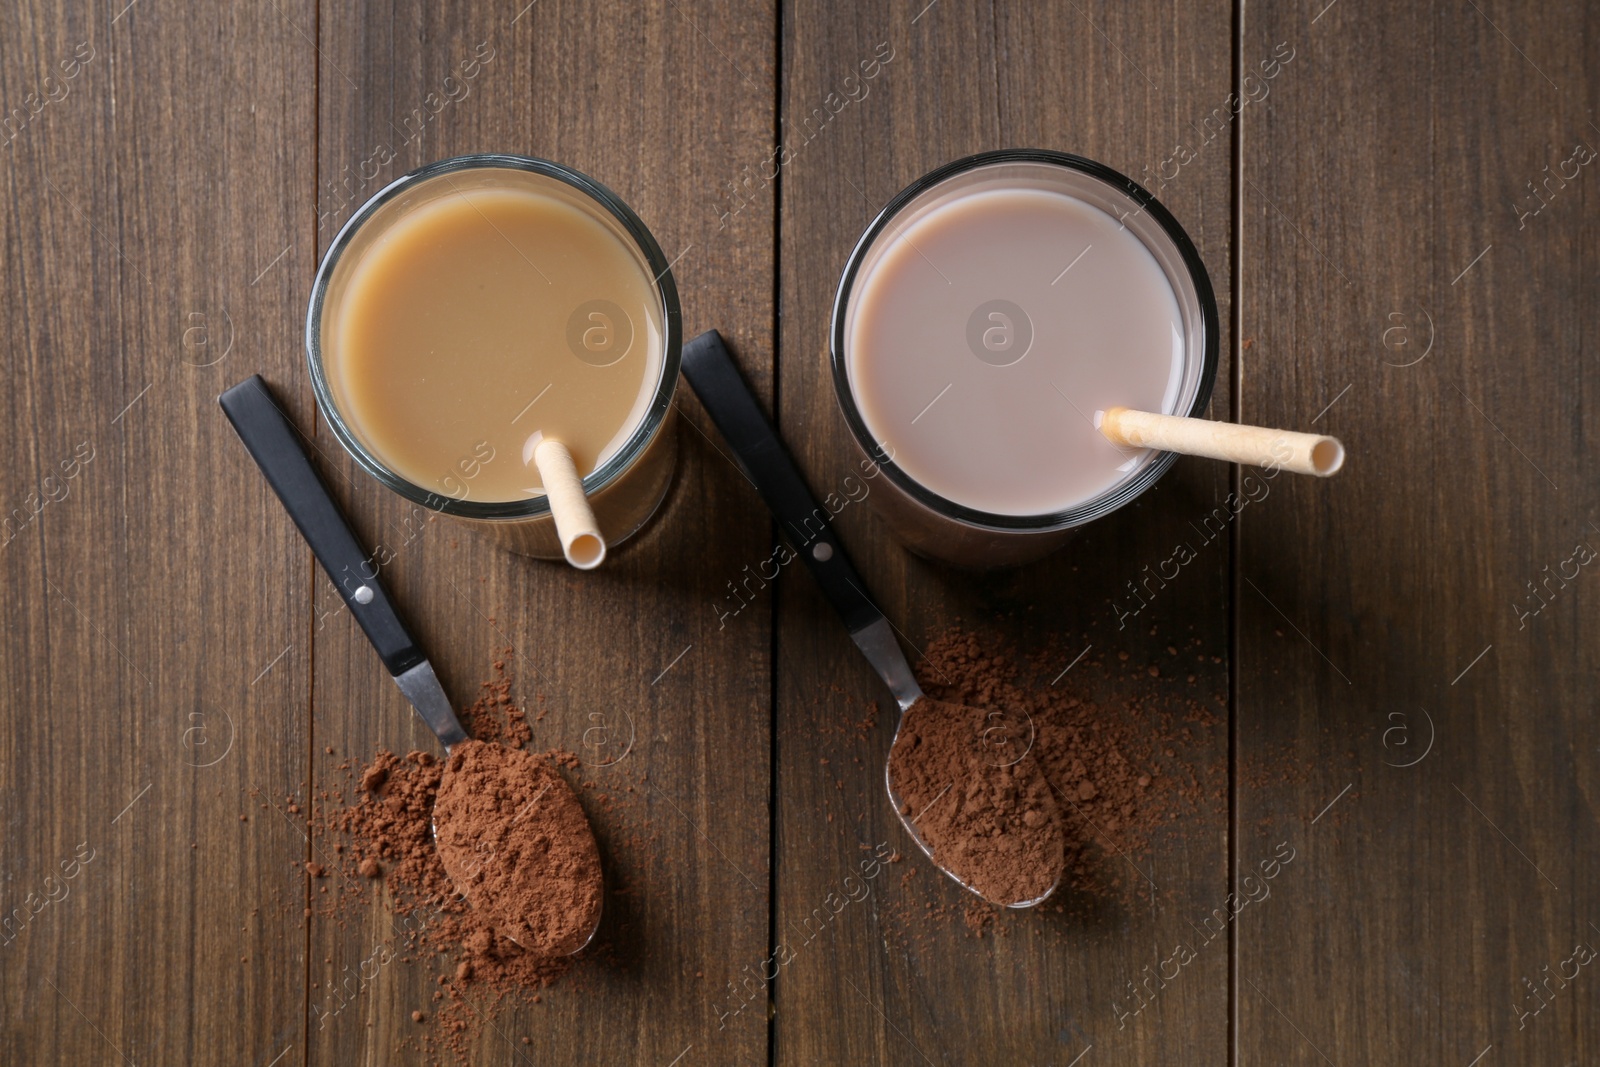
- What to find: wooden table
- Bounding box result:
[3,1,1595,1063]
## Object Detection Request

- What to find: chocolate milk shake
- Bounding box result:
[846,186,1183,517]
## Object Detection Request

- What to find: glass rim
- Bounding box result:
[305,153,684,520]
[829,148,1221,533]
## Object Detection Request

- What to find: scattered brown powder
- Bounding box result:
[886,697,1064,906]
[915,627,1225,911]
[360,762,387,793]
[458,657,533,749]
[433,740,603,957]
[316,746,580,1064]
[301,629,1223,1061]
[309,652,603,1064]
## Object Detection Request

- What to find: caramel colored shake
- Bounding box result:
[309,157,682,558]
[327,186,662,501]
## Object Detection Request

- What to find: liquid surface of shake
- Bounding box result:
[325,183,663,503]
[846,186,1184,517]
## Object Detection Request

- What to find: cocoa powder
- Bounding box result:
[887,697,1064,905]
[915,627,1225,910]
[310,658,602,1064]
[456,657,533,749]
[433,740,603,957]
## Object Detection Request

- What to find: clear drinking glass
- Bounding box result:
[831,149,1220,568]
[307,154,683,558]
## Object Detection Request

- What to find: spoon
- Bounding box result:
[219,374,602,954]
[680,332,1064,908]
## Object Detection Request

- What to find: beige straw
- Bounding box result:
[1097,407,1345,477]
[523,432,607,569]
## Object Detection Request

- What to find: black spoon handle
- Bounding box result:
[680,330,884,635]
[218,374,423,677]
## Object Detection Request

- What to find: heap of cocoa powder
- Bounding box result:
[909,627,1225,911]
[433,739,603,957]
[310,658,596,1064]
[886,697,1064,905]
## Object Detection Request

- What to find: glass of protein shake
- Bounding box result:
[832,149,1220,568]
[308,154,683,559]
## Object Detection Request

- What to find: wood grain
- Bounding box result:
[309,1,777,1064]
[1236,1,1600,1063]
[0,2,318,1065]
[771,2,1235,1064]
[2,0,1597,1064]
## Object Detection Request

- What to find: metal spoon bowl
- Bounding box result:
[864,623,1060,908]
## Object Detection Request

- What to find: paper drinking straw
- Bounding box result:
[1096,407,1345,477]
[524,432,607,569]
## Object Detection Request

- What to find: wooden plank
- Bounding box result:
[773,3,1235,1063]
[310,1,777,1063]
[0,2,318,1065]
[1237,2,1599,1063]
